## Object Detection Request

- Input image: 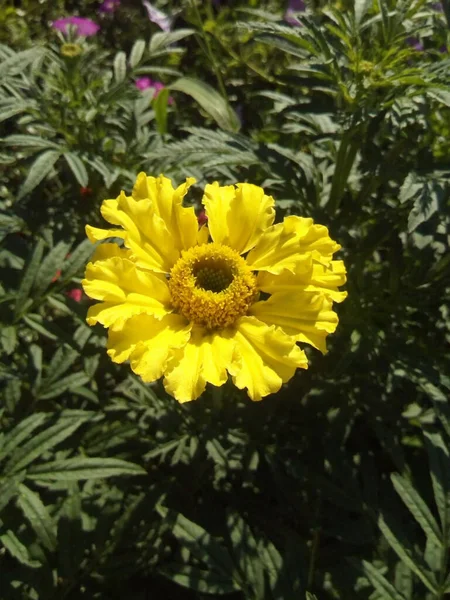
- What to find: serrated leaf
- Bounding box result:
[0,529,42,568]
[424,431,450,543]
[5,411,93,474]
[2,134,62,150]
[60,239,95,282]
[37,372,91,400]
[358,560,407,600]
[27,457,146,481]
[17,150,61,200]
[64,152,88,187]
[14,238,45,318]
[159,564,240,594]
[157,506,237,579]
[0,101,31,123]
[227,512,263,597]
[129,39,146,68]
[378,513,438,593]
[0,413,47,462]
[169,77,240,132]
[16,483,56,551]
[391,473,442,547]
[33,241,71,297]
[0,474,25,513]
[114,51,127,82]
[0,48,44,78]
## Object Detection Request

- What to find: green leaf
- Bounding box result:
[378,513,438,593]
[33,241,71,297]
[0,48,44,78]
[0,529,42,568]
[0,413,47,462]
[37,372,91,400]
[227,512,263,596]
[17,150,61,200]
[5,411,94,474]
[114,51,127,82]
[27,457,146,481]
[0,474,25,513]
[2,134,62,150]
[159,564,240,594]
[354,0,373,25]
[16,483,57,551]
[358,560,407,600]
[0,100,31,123]
[0,325,16,355]
[149,29,195,54]
[129,39,146,68]
[14,238,45,318]
[157,506,237,579]
[60,239,95,282]
[64,152,88,187]
[424,431,450,543]
[169,77,240,132]
[391,473,442,548]
[153,87,169,135]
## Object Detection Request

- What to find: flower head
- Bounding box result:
[66,288,83,302]
[52,16,100,37]
[82,174,346,403]
[135,77,174,104]
[99,0,120,12]
[406,37,424,51]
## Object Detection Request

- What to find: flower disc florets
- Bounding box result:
[169,242,257,330]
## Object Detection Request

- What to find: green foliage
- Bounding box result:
[0,0,450,598]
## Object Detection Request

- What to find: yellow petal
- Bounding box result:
[91,243,132,263]
[290,217,341,264]
[132,172,198,251]
[246,215,341,273]
[257,260,347,303]
[107,314,191,384]
[85,224,125,244]
[245,218,313,274]
[227,316,308,401]
[82,256,171,328]
[163,327,235,402]
[203,182,275,254]
[249,293,338,353]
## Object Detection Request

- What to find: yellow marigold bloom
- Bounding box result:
[82,174,347,403]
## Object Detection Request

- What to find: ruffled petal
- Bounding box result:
[163,327,235,402]
[203,182,275,254]
[257,260,347,303]
[246,216,341,273]
[86,224,125,244]
[82,256,171,328]
[227,316,308,401]
[107,314,191,383]
[245,218,312,274]
[132,173,198,252]
[249,293,338,353]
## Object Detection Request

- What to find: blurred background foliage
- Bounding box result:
[1,0,450,598]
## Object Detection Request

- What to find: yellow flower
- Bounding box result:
[60,43,82,57]
[82,174,347,402]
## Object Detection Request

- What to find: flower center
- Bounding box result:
[168,243,258,330]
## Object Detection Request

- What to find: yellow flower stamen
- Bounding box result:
[61,43,82,57]
[168,242,257,330]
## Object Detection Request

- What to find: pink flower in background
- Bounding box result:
[99,0,120,13]
[66,288,83,302]
[285,0,305,26]
[142,1,173,32]
[135,77,174,104]
[52,16,100,37]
